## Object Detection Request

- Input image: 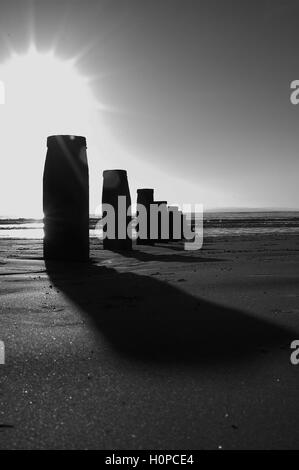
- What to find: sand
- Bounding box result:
[0,234,299,449]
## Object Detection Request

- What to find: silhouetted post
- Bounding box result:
[168,205,180,241]
[136,188,154,245]
[180,211,185,240]
[154,200,169,243]
[43,135,89,261]
[181,212,194,241]
[182,212,195,242]
[102,169,132,251]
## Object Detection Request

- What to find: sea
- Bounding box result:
[0,212,299,239]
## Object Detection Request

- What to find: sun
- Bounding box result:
[0,46,97,217]
[0,45,95,137]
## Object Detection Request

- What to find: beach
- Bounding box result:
[1,232,299,449]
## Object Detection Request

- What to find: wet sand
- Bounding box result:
[0,234,299,449]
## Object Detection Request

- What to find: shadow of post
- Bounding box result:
[104,245,225,264]
[45,258,293,365]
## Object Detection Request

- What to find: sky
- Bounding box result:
[0,0,299,217]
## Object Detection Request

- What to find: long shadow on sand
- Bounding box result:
[108,248,224,264]
[45,257,293,365]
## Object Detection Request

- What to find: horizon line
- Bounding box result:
[1,207,299,220]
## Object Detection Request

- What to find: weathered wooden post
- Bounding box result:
[102,169,132,251]
[168,205,181,242]
[136,188,155,245]
[43,135,89,261]
[154,200,169,243]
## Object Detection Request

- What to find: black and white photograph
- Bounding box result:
[0,0,299,455]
